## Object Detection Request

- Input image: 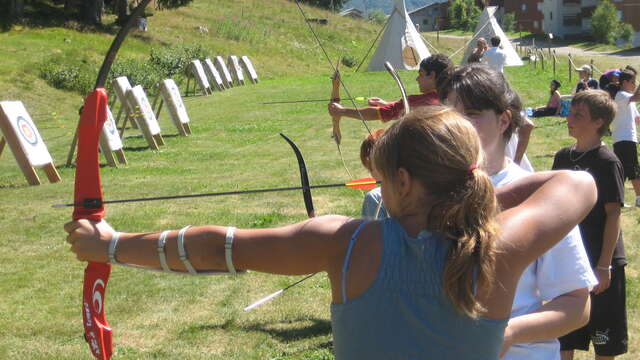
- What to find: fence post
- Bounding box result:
[540,49,545,70]
[568,54,572,82]
[553,50,556,77]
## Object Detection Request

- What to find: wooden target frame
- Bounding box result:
[126,85,165,150]
[0,101,61,185]
[111,76,139,133]
[203,58,225,91]
[189,60,212,96]
[227,55,245,86]
[214,56,234,89]
[240,56,259,84]
[159,79,192,136]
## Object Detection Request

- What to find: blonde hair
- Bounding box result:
[373,106,499,318]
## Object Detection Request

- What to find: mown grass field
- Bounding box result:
[1,1,639,359]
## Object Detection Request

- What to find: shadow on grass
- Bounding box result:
[190,317,332,342]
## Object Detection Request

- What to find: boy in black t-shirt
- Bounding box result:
[552,90,627,359]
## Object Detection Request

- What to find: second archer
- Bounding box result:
[328,54,452,122]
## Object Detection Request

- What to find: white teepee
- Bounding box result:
[461,6,522,66]
[366,0,431,71]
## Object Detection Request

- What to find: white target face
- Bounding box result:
[101,106,123,151]
[161,79,190,126]
[127,86,161,136]
[0,101,53,167]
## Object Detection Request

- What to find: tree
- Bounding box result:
[591,0,634,45]
[367,8,385,25]
[448,0,480,32]
[502,12,516,33]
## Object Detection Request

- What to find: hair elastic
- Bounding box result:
[468,164,479,173]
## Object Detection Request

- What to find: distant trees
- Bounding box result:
[591,0,634,44]
[367,9,385,25]
[448,0,480,32]
[1,0,193,26]
[502,12,516,33]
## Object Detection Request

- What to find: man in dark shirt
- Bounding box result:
[327,54,452,123]
[552,90,628,359]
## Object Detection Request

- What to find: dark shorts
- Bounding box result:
[559,266,628,356]
[613,141,640,180]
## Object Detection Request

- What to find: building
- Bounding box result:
[502,0,544,33]
[408,1,449,31]
[339,8,365,19]
[497,1,639,45]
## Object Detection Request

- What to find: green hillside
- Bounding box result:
[1,1,639,359]
[0,0,380,115]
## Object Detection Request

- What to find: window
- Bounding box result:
[534,21,539,29]
[550,11,553,20]
[522,4,527,11]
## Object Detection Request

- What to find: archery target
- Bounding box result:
[227,55,245,85]
[0,101,53,167]
[203,58,225,90]
[112,76,132,106]
[402,46,420,67]
[127,86,161,136]
[160,79,190,126]
[240,56,258,83]
[190,60,211,91]
[100,106,123,151]
[214,56,234,87]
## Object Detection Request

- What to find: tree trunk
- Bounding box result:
[115,0,130,25]
[82,0,104,24]
[9,0,25,18]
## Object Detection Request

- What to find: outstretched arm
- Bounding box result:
[65,215,354,276]
[328,102,382,121]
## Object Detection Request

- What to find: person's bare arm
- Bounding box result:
[514,117,534,165]
[328,102,381,121]
[482,171,596,319]
[499,288,590,358]
[65,215,354,276]
[592,202,621,294]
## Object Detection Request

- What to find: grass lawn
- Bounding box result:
[1,2,639,359]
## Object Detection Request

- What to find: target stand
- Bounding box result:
[0,101,61,185]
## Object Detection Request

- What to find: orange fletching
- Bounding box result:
[345,177,378,190]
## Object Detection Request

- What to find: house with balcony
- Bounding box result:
[408,1,449,31]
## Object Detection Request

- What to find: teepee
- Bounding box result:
[461,6,522,66]
[366,0,431,71]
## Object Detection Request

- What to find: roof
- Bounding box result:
[408,0,448,15]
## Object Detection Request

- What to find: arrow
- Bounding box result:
[260,97,365,105]
[53,177,379,208]
[244,273,318,311]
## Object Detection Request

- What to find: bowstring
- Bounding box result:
[294,0,374,180]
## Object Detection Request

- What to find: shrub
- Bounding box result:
[367,9,386,26]
[150,44,208,78]
[341,54,357,68]
[39,62,96,95]
[502,12,516,33]
[591,0,634,45]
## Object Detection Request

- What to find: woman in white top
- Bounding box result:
[439,64,598,359]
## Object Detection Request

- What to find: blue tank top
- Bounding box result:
[331,218,507,359]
